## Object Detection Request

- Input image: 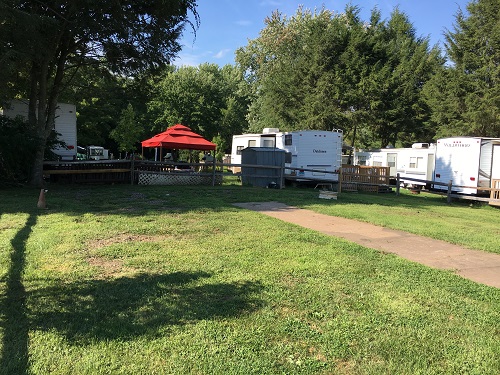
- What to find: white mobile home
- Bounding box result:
[1,99,77,160]
[395,144,436,187]
[433,137,500,195]
[353,148,400,176]
[231,128,343,182]
[354,143,436,187]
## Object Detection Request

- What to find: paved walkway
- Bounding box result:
[233,201,500,288]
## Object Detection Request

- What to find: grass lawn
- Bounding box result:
[1,182,499,374]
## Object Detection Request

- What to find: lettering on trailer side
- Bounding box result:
[442,142,471,148]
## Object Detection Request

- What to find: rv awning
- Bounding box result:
[141,124,216,151]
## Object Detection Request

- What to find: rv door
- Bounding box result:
[387,153,397,177]
[492,144,500,183]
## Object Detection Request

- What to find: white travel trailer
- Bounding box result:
[1,99,77,160]
[354,143,436,186]
[353,148,400,176]
[433,137,500,195]
[231,128,343,182]
[395,143,436,187]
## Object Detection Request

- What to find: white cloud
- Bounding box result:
[214,49,232,59]
[171,53,201,67]
[235,20,252,26]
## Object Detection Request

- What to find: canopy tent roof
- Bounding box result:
[141,124,216,151]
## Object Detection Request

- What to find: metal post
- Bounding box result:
[396,173,400,196]
[211,152,216,186]
[130,157,135,185]
[338,167,342,194]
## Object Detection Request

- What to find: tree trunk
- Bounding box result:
[28,66,49,186]
[28,43,67,187]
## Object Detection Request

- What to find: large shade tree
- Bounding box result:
[60,64,154,152]
[0,0,198,186]
[147,63,250,153]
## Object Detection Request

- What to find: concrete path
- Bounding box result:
[233,201,500,288]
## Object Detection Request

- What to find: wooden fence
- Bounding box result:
[340,165,392,193]
[43,159,224,186]
[43,160,132,184]
[42,160,500,205]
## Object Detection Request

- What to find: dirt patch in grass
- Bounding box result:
[85,233,167,278]
[87,256,123,272]
[86,256,140,279]
[89,233,166,249]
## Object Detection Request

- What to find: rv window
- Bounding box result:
[285,152,292,163]
[409,157,423,168]
[236,146,244,155]
[248,140,256,147]
[263,139,275,147]
[285,135,292,146]
[387,153,397,168]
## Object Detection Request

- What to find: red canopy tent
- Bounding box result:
[141,124,216,151]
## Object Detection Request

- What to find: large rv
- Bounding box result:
[433,137,500,195]
[231,128,343,182]
[1,99,77,161]
[354,143,436,187]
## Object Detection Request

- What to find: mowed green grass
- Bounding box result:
[0,183,499,374]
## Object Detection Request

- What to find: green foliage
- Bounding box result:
[61,65,162,154]
[110,104,142,153]
[0,115,66,184]
[62,66,127,149]
[424,0,500,137]
[236,6,442,148]
[0,0,198,186]
[0,116,37,184]
[211,134,226,160]
[147,64,250,152]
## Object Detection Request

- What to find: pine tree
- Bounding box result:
[425,0,500,137]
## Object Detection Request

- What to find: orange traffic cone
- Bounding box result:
[37,189,47,209]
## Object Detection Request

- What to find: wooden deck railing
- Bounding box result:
[490,179,500,206]
[341,165,391,193]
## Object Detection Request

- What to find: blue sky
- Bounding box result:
[172,0,471,67]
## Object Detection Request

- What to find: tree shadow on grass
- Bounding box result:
[0,213,37,374]
[28,272,263,344]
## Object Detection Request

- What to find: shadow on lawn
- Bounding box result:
[29,272,263,344]
[0,213,37,374]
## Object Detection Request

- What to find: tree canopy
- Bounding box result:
[236,6,442,148]
[147,63,250,153]
[0,0,198,186]
[424,0,500,138]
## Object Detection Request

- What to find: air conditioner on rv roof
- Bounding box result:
[412,143,429,149]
